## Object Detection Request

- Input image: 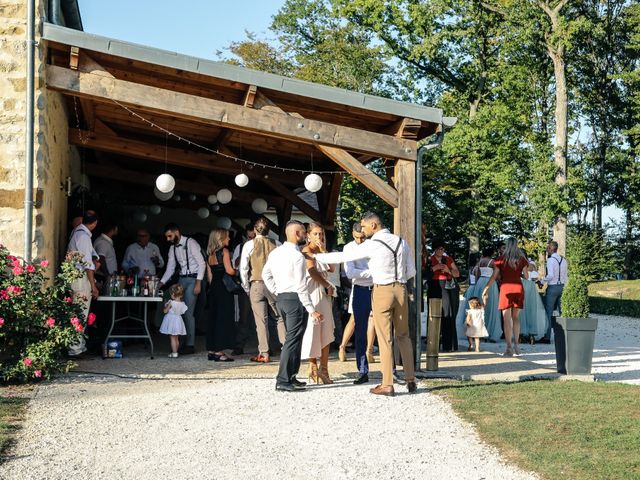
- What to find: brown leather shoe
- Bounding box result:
[407,381,417,393]
[250,354,270,363]
[369,384,395,396]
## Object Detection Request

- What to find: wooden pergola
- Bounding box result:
[43,23,445,249]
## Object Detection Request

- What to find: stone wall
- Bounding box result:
[0,0,77,265]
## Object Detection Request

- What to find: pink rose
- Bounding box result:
[23,358,32,367]
[34,370,42,378]
[7,285,22,295]
[0,291,7,301]
[46,317,55,327]
[74,324,84,333]
[0,317,4,327]
[70,317,80,326]
[87,313,96,326]
[40,260,49,268]
[65,297,73,304]
[26,264,36,274]
[12,266,23,276]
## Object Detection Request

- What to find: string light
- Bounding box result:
[110,98,383,177]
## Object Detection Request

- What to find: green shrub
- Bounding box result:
[562,276,590,318]
[0,245,92,383]
[589,297,640,318]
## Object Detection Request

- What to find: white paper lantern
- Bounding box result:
[235,173,249,187]
[154,187,173,201]
[217,216,232,229]
[189,194,197,202]
[173,194,181,202]
[197,207,210,219]
[155,173,175,193]
[207,194,218,204]
[134,211,147,223]
[212,204,220,212]
[150,205,162,215]
[217,188,232,204]
[304,173,323,192]
[251,198,268,214]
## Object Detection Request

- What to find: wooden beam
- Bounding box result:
[324,173,342,227]
[276,201,293,242]
[268,180,322,223]
[46,65,417,161]
[393,159,416,251]
[243,85,257,108]
[68,128,299,186]
[69,46,79,70]
[212,128,234,150]
[317,145,398,208]
[382,117,422,139]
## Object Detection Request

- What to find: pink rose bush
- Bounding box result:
[0,245,91,383]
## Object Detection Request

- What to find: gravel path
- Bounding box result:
[1,377,536,480]
[472,314,640,384]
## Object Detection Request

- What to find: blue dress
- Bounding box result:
[519,278,546,338]
[456,267,501,341]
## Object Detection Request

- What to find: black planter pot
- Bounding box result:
[554,317,598,375]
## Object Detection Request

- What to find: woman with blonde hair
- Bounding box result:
[482,237,529,356]
[204,228,237,362]
[300,222,336,384]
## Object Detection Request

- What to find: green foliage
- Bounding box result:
[0,245,90,383]
[589,297,640,318]
[562,276,590,318]
[566,228,620,282]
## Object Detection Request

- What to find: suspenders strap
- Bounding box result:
[373,237,402,282]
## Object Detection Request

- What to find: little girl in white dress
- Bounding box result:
[160,284,188,358]
[465,297,488,352]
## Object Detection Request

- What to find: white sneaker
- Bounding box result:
[168,352,178,358]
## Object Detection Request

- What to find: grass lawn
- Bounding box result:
[0,396,29,461]
[589,280,640,300]
[430,380,640,480]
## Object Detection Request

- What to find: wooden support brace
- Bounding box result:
[268,179,322,223]
[69,46,79,70]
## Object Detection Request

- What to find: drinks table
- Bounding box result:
[97,296,163,359]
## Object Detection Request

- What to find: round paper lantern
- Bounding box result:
[188,194,197,202]
[251,198,268,214]
[173,194,181,202]
[134,211,147,223]
[197,207,210,219]
[150,205,162,215]
[217,188,232,204]
[235,173,249,187]
[212,204,220,212]
[304,173,323,192]
[155,173,175,193]
[217,216,232,229]
[207,194,218,204]
[154,187,173,201]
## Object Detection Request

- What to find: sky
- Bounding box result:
[78,0,285,60]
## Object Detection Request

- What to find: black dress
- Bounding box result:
[427,255,459,352]
[205,249,236,351]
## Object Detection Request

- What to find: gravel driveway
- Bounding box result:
[1,377,536,480]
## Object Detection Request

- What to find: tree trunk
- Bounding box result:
[624,208,633,279]
[550,50,568,255]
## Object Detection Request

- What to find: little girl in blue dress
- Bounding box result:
[160,284,188,358]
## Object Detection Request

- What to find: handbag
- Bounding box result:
[444,277,457,290]
[222,273,244,294]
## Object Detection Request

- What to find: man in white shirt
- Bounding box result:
[122,228,164,277]
[93,221,119,280]
[159,223,206,354]
[343,222,374,385]
[240,217,285,363]
[314,212,417,396]
[262,220,323,392]
[539,240,569,343]
[66,211,100,356]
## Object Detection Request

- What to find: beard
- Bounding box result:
[172,236,181,245]
[296,237,307,247]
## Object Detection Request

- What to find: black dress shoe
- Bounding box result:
[407,381,417,393]
[276,383,304,392]
[353,373,369,385]
[291,377,307,387]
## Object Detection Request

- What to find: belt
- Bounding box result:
[354,284,373,291]
[179,273,197,278]
[374,281,405,287]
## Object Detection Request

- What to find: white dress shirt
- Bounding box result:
[67,224,96,271]
[316,229,416,285]
[261,241,314,313]
[343,240,373,287]
[239,235,281,292]
[544,253,568,285]
[121,241,165,277]
[160,236,206,284]
[93,234,118,275]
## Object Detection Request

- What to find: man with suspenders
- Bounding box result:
[539,240,569,343]
[313,212,417,396]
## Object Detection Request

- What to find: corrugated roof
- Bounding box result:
[42,22,443,126]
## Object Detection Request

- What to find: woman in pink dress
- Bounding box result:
[482,237,529,357]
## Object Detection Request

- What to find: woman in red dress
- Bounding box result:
[482,237,529,356]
